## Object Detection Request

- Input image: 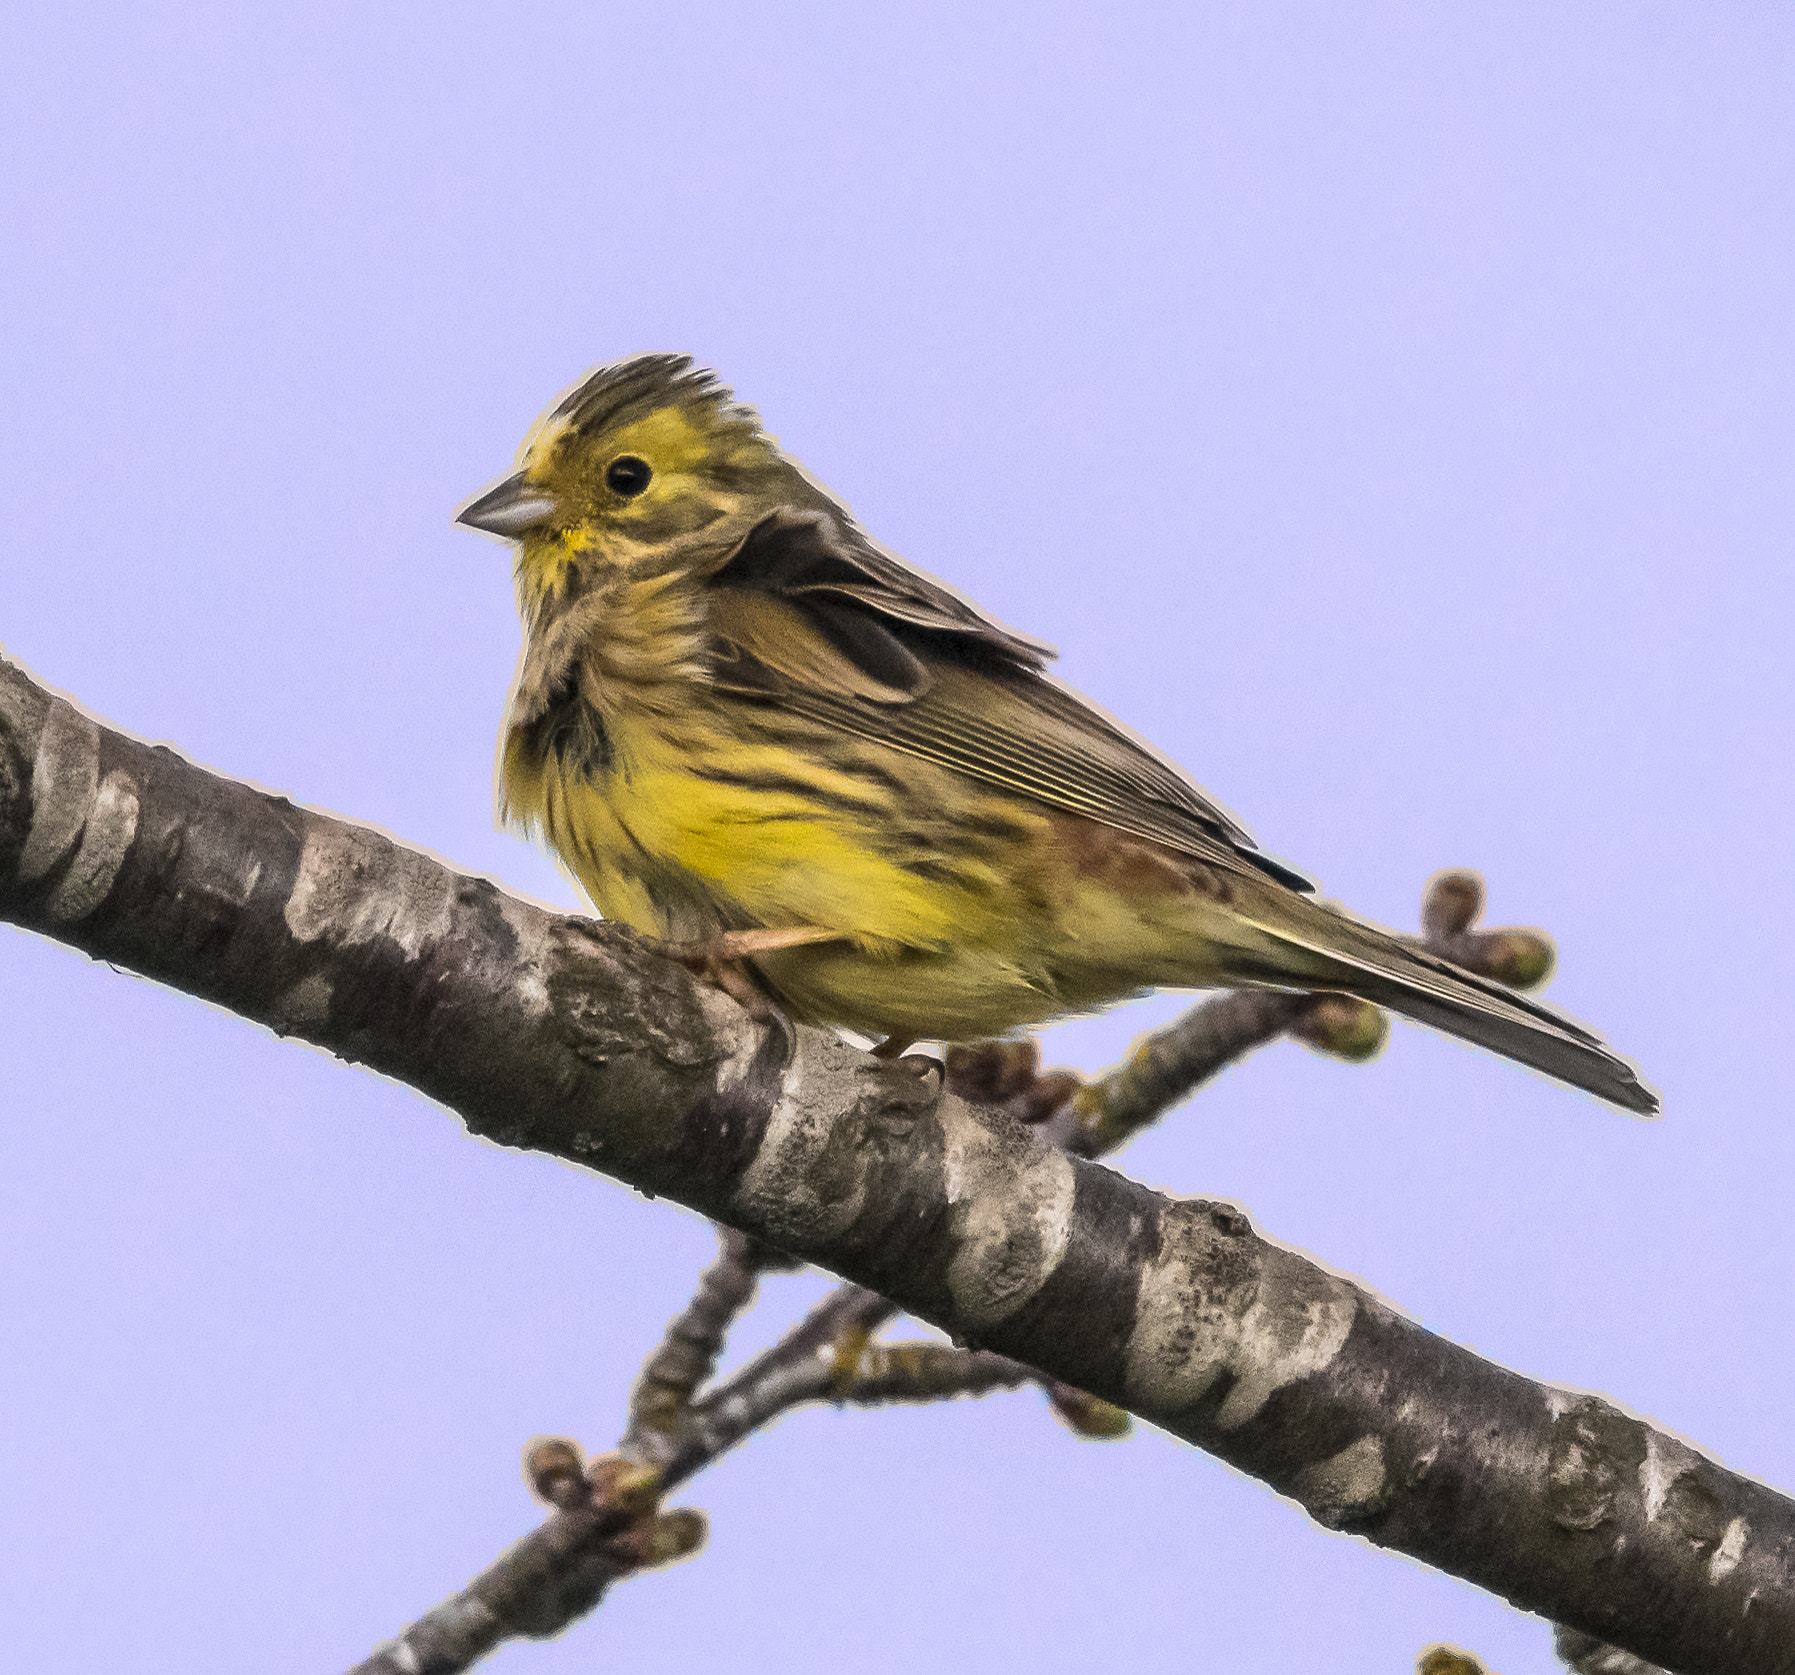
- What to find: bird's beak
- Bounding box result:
[455,472,559,539]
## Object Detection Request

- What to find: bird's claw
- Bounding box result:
[650,928,841,1057]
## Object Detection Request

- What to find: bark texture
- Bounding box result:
[0,654,1785,1675]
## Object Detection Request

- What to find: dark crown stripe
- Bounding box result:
[552,352,749,437]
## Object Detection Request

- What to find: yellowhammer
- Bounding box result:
[458,353,1654,1113]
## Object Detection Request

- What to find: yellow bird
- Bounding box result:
[458,353,1654,1113]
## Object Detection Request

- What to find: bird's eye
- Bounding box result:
[605,455,653,497]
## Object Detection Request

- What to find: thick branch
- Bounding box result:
[1,655,1785,1675]
[1557,1627,1675,1675]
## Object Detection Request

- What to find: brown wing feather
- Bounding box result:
[711,507,1058,665]
[705,509,1309,889]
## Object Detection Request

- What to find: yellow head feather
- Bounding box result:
[507,353,819,608]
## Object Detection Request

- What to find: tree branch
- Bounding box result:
[348,1280,902,1674]
[1557,1626,1675,1675]
[2,653,1786,1675]
[622,1228,790,1469]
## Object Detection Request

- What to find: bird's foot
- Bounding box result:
[652,928,842,1051]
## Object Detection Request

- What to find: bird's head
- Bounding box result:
[457,353,826,606]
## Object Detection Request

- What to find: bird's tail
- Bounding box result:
[1216,891,1658,1115]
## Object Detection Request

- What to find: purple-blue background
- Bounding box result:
[3,3,1792,1669]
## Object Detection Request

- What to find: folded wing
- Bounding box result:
[705,507,1310,889]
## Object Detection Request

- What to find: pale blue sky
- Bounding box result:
[3,3,1793,1670]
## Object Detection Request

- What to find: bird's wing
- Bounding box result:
[704,508,1310,888]
[709,505,1060,665]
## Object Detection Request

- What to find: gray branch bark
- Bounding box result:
[0,653,1784,1675]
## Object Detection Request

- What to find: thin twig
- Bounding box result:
[836,1341,1033,1405]
[1047,989,1313,1155]
[351,1287,900,1673]
[668,1285,896,1484]
[348,1456,685,1675]
[623,1229,789,1470]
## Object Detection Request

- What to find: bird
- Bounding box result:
[457,353,1656,1114]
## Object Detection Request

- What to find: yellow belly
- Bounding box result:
[504,703,1230,1043]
